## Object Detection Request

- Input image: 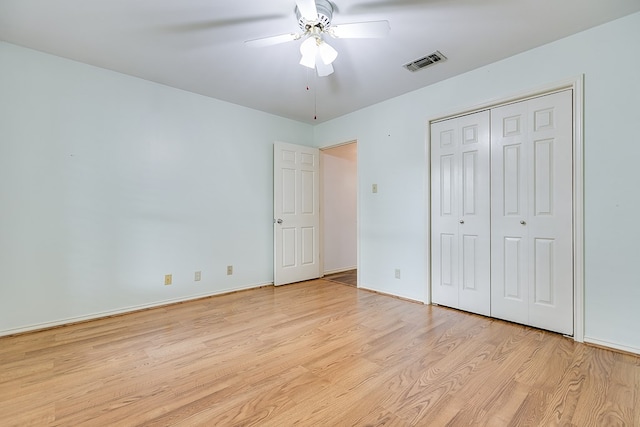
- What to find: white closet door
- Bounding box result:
[431,111,491,316]
[490,90,573,335]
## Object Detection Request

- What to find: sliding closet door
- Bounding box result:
[431,111,491,316]
[490,90,573,335]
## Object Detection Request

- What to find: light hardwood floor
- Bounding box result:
[1,279,638,426]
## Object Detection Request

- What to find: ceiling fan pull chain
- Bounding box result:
[314,72,318,120]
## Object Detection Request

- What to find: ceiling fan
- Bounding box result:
[244,0,390,76]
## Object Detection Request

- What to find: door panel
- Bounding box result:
[281,167,296,214]
[431,111,491,316]
[301,169,314,213]
[533,238,554,305]
[274,142,320,286]
[440,233,456,287]
[462,234,477,290]
[456,114,491,316]
[527,92,573,334]
[301,226,315,265]
[432,120,460,309]
[435,232,457,307]
[462,151,477,215]
[534,139,554,215]
[503,238,519,299]
[282,227,296,267]
[503,144,523,216]
[491,90,573,335]
[440,155,455,215]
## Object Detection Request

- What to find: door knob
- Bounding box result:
[276,218,283,224]
[459,220,465,224]
[520,220,526,225]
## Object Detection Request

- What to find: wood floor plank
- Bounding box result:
[635,364,640,426]
[535,343,589,426]
[571,349,636,426]
[1,279,638,426]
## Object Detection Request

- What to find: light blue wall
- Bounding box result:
[314,12,640,352]
[0,42,313,334]
[3,12,640,353]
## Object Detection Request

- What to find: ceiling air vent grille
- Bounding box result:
[403,51,447,72]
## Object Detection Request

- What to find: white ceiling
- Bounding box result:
[1,0,639,124]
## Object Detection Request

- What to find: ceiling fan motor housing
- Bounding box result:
[297,0,333,30]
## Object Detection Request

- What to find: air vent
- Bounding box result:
[403,51,447,72]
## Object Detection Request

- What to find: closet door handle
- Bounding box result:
[459,220,465,224]
[520,220,526,225]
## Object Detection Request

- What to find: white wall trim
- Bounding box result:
[319,149,326,275]
[425,75,585,342]
[572,75,585,343]
[0,281,273,338]
[584,336,640,356]
[359,285,425,305]
[424,119,432,304]
[430,76,584,124]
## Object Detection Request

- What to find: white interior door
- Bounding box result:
[431,110,491,316]
[490,90,573,335]
[274,141,321,286]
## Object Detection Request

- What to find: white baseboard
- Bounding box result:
[358,285,425,304]
[584,336,640,356]
[0,281,273,337]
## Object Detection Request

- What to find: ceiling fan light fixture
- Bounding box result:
[300,36,318,57]
[315,55,334,76]
[300,52,316,69]
[318,40,338,65]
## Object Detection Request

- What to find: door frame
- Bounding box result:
[426,75,585,342]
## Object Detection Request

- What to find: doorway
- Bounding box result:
[321,142,358,286]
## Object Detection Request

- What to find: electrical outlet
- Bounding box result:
[372,183,378,193]
[227,265,233,275]
[394,269,401,279]
[194,271,201,281]
[164,274,172,285]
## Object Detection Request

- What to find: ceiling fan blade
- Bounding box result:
[348,0,438,13]
[158,15,289,34]
[329,20,390,38]
[295,0,318,22]
[244,33,300,48]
